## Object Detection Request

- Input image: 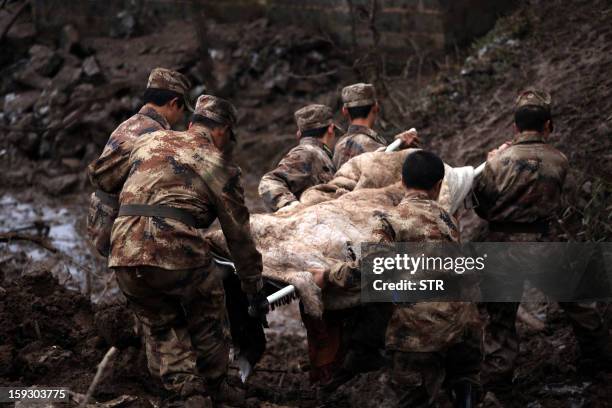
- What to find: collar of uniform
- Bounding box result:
[300,136,333,159]
[513,131,545,145]
[189,124,214,142]
[138,106,171,130]
[347,124,385,143]
[403,190,431,201]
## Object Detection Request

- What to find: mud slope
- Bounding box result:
[384,0,612,240]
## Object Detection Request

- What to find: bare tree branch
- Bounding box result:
[0,0,29,43]
[190,0,217,92]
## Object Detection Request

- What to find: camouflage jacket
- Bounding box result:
[332,124,387,169]
[108,125,263,294]
[258,137,335,211]
[377,191,480,353]
[88,106,171,193]
[474,131,569,224]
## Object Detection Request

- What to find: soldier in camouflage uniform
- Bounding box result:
[258,104,338,212]
[366,151,482,406]
[109,95,267,405]
[257,104,346,384]
[87,68,191,381]
[377,151,483,407]
[474,89,611,385]
[87,67,192,256]
[332,83,419,169]
[324,83,418,387]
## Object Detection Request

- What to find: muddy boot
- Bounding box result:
[562,301,612,371]
[210,379,246,407]
[162,376,210,408]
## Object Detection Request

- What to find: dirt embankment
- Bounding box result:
[0,3,357,210]
[0,271,163,407]
[380,0,612,241]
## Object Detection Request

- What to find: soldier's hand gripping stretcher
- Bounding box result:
[375,128,421,153]
[247,289,270,325]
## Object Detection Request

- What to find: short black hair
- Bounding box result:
[191,114,224,130]
[402,150,445,190]
[143,88,185,108]
[514,105,552,132]
[347,105,373,120]
[301,126,328,138]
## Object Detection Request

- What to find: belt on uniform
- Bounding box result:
[489,221,549,234]
[95,189,119,209]
[118,204,201,228]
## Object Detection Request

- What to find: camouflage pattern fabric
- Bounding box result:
[474,131,568,223]
[108,124,262,294]
[113,265,229,396]
[332,124,387,169]
[258,137,335,211]
[475,128,610,381]
[482,232,611,382]
[88,106,171,193]
[147,67,193,110]
[515,88,552,112]
[375,191,481,353]
[326,261,360,289]
[147,67,192,96]
[294,104,336,132]
[193,94,237,126]
[377,191,482,405]
[390,330,482,408]
[86,106,171,257]
[341,83,376,108]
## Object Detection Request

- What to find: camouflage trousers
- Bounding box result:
[483,300,610,382]
[113,264,230,397]
[481,231,611,382]
[389,328,482,408]
[341,303,393,375]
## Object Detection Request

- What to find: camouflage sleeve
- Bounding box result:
[332,139,366,170]
[473,159,501,220]
[326,261,360,289]
[206,159,263,294]
[333,134,386,169]
[258,148,313,212]
[372,213,397,243]
[87,140,133,192]
[359,136,386,153]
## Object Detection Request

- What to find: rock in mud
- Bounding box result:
[28,44,64,78]
[94,304,139,349]
[38,173,80,195]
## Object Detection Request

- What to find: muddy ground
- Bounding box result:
[1,0,611,406]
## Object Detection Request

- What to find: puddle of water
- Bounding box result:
[0,194,113,301]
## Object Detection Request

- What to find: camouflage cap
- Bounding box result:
[342,83,377,108]
[515,88,552,113]
[295,104,336,132]
[194,94,237,127]
[147,67,194,111]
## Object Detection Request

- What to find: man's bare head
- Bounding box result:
[402,150,445,200]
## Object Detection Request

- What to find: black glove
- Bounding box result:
[247,290,270,327]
